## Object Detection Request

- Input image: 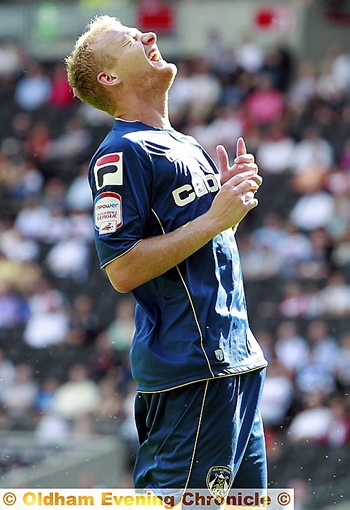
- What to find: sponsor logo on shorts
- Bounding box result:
[93,152,123,190]
[94,192,122,235]
[206,466,232,500]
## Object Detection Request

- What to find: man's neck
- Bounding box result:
[115,92,172,130]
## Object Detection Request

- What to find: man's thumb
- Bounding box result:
[236,137,247,157]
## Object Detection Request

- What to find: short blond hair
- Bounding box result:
[65,15,120,115]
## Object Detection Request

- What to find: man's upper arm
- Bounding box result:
[89,139,152,270]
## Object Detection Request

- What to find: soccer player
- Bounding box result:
[66,15,268,497]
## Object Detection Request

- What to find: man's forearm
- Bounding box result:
[105,212,221,293]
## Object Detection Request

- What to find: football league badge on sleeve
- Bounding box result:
[94,191,123,235]
[206,466,232,500]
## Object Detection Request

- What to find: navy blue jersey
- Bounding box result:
[89,119,267,392]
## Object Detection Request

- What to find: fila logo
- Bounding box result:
[93,152,123,190]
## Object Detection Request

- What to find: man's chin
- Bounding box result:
[162,62,177,89]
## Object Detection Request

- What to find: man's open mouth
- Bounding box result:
[148,49,161,62]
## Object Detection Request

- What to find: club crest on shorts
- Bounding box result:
[206,466,232,499]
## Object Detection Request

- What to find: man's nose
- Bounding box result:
[141,32,157,45]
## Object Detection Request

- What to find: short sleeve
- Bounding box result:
[89,138,153,268]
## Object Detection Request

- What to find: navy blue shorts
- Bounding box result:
[133,368,266,491]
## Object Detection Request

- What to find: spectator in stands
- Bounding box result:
[255,123,295,174]
[89,332,118,382]
[35,411,70,445]
[25,120,52,163]
[23,277,70,348]
[69,209,94,241]
[274,320,308,372]
[202,29,228,74]
[69,293,101,346]
[14,61,51,111]
[277,222,313,280]
[106,298,136,362]
[328,43,350,93]
[0,226,39,262]
[35,377,60,414]
[334,331,350,389]
[185,57,221,120]
[277,281,308,318]
[0,39,23,84]
[40,205,70,245]
[168,59,193,124]
[49,62,75,109]
[14,197,52,241]
[52,364,100,420]
[318,270,350,317]
[316,60,343,102]
[235,35,264,74]
[287,60,317,112]
[263,38,294,92]
[295,355,336,396]
[251,212,287,251]
[302,282,323,318]
[45,231,90,281]
[95,376,126,424]
[291,126,334,175]
[296,227,331,281]
[42,115,92,163]
[0,280,29,329]
[323,395,350,448]
[289,186,334,232]
[0,154,43,203]
[238,233,281,281]
[0,363,38,423]
[244,73,285,129]
[306,319,339,369]
[41,177,68,211]
[287,392,333,443]
[65,163,93,212]
[218,71,247,108]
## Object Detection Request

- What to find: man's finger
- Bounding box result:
[236,137,247,158]
[216,144,229,169]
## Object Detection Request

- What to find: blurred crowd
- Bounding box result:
[0,30,349,489]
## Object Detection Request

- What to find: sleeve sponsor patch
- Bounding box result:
[94,192,123,235]
[93,152,123,190]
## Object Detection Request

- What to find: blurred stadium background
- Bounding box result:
[0,1,349,509]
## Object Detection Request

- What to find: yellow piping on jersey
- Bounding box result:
[151,207,214,379]
[137,364,268,394]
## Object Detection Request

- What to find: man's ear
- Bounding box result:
[97,72,122,86]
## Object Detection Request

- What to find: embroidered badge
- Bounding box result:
[214,348,224,362]
[206,466,232,500]
[94,192,122,235]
